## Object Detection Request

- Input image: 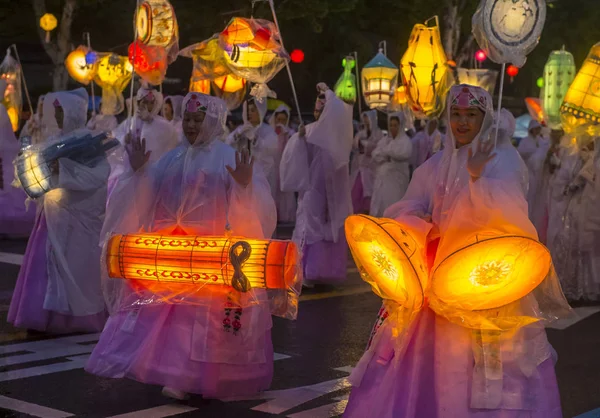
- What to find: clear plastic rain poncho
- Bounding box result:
[219,17,289,100]
[42,88,89,139]
[101,92,301,319]
[350,84,571,409]
[0,49,23,132]
[19,95,45,145]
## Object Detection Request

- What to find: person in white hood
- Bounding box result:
[369,112,413,217]
[351,110,383,214]
[227,98,278,199]
[269,104,296,223]
[410,118,443,170]
[8,88,109,333]
[162,95,184,135]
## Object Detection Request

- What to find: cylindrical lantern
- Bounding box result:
[472,0,546,67]
[0,50,22,132]
[542,49,576,128]
[65,46,97,85]
[400,17,452,119]
[361,51,399,110]
[106,233,299,293]
[39,13,57,43]
[334,56,357,103]
[456,68,499,96]
[135,0,177,47]
[560,43,600,133]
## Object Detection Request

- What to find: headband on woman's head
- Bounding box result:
[185,93,207,113]
[450,85,487,112]
[53,99,62,108]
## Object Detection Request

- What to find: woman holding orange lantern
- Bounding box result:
[344,84,569,418]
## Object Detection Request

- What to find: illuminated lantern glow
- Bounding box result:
[128,41,167,86]
[189,78,210,95]
[400,18,452,119]
[456,68,499,96]
[472,0,547,67]
[447,59,457,68]
[85,51,98,65]
[334,56,357,103]
[537,77,544,88]
[475,49,487,62]
[542,49,576,127]
[559,44,600,134]
[65,46,97,85]
[290,49,305,64]
[219,17,289,99]
[392,85,408,106]
[506,64,519,77]
[180,36,231,81]
[39,13,57,43]
[211,78,248,111]
[135,0,178,48]
[94,54,133,115]
[0,50,22,132]
[361,51,399,109]
[106,233,299,296]
[525,97,546,125]
[213,74,246,93]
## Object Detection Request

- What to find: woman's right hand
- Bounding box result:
[299,124,306,138]
[126,135,152,171]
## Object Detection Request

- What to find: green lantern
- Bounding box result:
[542,48,576,128]
[361,50,399,109]
[334,56,357,103]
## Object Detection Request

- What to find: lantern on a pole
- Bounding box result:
[94,54,133,116]
[0,49,22,132]
[400,16,452,119]
[39,13,57,43]
[361,48,399,110]
[561,43,600,134]
[542,48,576,128]
[334,55,358,104]
[65,46,97,85]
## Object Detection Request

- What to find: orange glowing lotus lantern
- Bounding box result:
[0,50,22,132]
[65,46,97,85]
[400,17,452,119]
[106,233,298,294]
[219,17,289,99]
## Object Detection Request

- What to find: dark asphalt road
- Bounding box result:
[0,236,599,418]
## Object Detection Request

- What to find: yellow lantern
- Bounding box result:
[456,68,498,96]
[189,78,210,95]
[106,233,299,294]
[213,74,246,93]
[561,43,600,134]
[94,54,133,116]
[392,86,408,105]
[362,51,399,109]
[40,13,57,43]
[0,50,22,132]
[65,46,97,85]
[135,0,178,47]
[400,17,452,119]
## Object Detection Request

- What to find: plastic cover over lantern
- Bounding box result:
[334,56,357,103]
[560,43,600,135]
[212,74,248,111]
[94,54,133,115]
[65,46,97,85]
[542,49,576,129]
[105,231,302,320]
[362,51,399,109]
[456,68,499,96]
[472,0,546,67]
[189,78,210,95]
[400,18,452,119]
[0,50,22,132]
[219,17,289,100]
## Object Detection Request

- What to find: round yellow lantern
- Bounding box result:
[65,46,97,85]
[135,0,178,47]
[94,54,133,115]
[561,43,600,134]
[400,17,452,119]
[362,51,399,110]
[40,13,58,43]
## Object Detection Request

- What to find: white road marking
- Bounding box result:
[547,306,600,330]
[0,394,74,418]
[287,397,348,418]
[107,404,198,418]
[0,252,24,266]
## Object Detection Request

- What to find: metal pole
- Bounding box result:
[9,45,34,116]
[352,51,362,116]
[128,0,141,133]
[493,63,506,148]
[84,32,97,116]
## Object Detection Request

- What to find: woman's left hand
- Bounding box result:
[226,148,254,188]
[467,140,496,181]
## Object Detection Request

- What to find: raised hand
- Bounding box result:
[298,124,306,138]
[467,140,496,181]
[226,148,254,188]
[126,135,152,172]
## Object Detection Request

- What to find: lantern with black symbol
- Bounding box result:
[472,0,546,67]
[362,50,399,109]
[0,50,22,132]
[105,232,301,318]
[94,54,133,115]
[456,68,499,96]
[65,46,97,85]
[560,43,600,134]
[400,17,452,119]
[219,17,288,99]
[334,56,357,103]
[542,49,576,128]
